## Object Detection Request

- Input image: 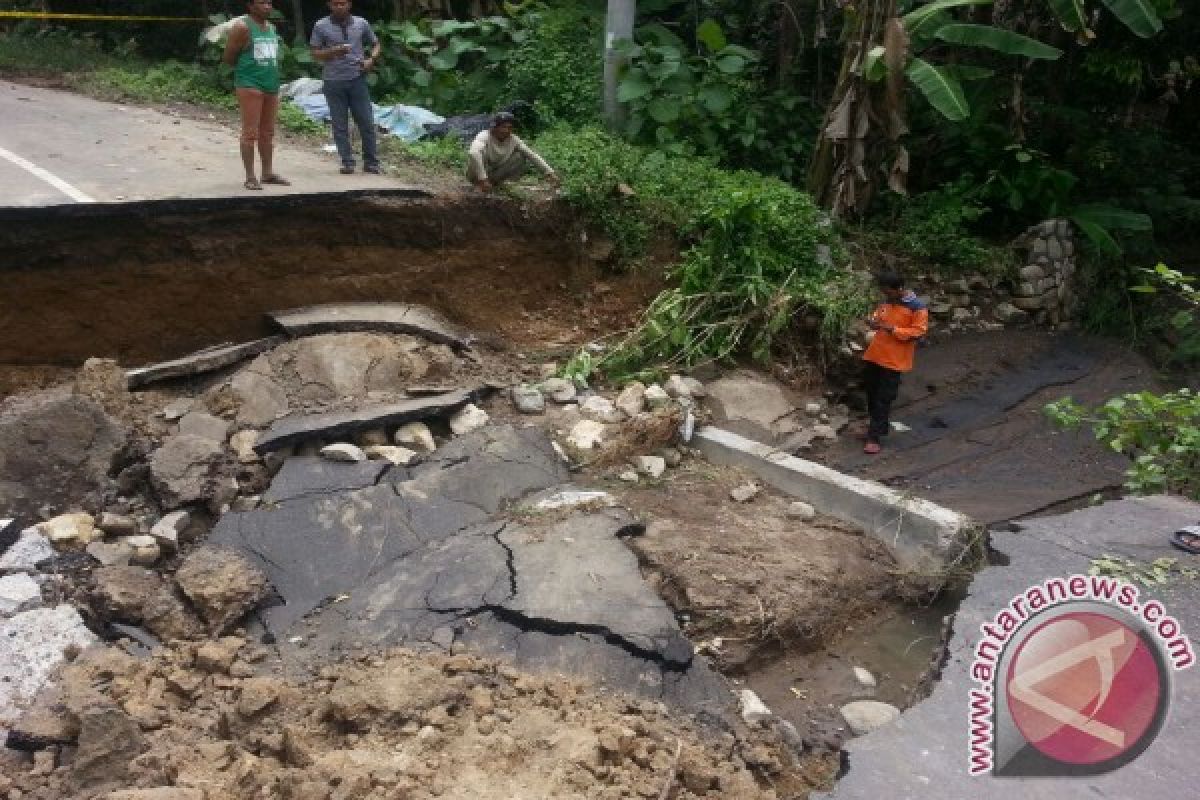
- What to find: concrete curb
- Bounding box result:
[694,426,979,573]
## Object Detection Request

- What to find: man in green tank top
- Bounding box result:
[223,0,290,190]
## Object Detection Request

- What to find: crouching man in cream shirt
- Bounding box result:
[467,112,558,192]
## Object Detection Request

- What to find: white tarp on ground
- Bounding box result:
[281,78,444,143]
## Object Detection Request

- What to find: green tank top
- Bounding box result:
[234,16,281,93]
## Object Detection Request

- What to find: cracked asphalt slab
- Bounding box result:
[211,424,733,717]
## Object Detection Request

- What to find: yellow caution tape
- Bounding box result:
[0,11,203,22]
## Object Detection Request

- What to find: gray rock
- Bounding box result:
[0,606,97,728]
[967,273,990,290]
[567,420,606,451]
[619,470,639,483]
[804,402,823,416]
[38,512,99,550]
[0,528,56,574]
[1047,238,1064,260]
[787,501,816,520]
[0,573,41,617]
[580,395,621,424]
[321,443,367,463]
[355,427,391,447]
[993,302,1028,323]
[643,384,671,410]
[657,447,683,468]
[1018,264,1045,281]
[150,434,226,509]
[126,337,284,389]
[161,398,194,422]
[263,458,387,504]
[951,308,972,323]
[704,371,801,443]
[449,404,489,435]
[944,278,970,294]
[811,424,838,441]
[122,535,161,566]
[149,511,192,553]
[177,411,231,443]
[681,377,706,398]
[633,455,667,479]
[97,512,136,537]
[730,483,761,503]
[540,378,577,404]
[929,301,953,318]
[840,700,900,735]
[70,704,144,790]
[229,359,290,428]
[0,389,127,520]
[395,421,437,453]
[511,385,545,415]
[946,293,971,308]
[615,382,646,418]
[267,302,468,350]
[1011,295,1045,311]
[86,540,134,567]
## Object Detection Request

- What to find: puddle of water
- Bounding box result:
[738,596,957,737]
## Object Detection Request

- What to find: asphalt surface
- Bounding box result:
[0,80,417,207]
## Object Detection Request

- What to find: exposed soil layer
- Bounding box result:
[823,330,1157,524]
[0,194,659,367]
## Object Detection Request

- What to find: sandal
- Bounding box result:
[244,179,262,191]
[1170,526,1200,555]
[261,174,291,186]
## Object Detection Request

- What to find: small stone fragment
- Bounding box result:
[730,483,760,503]
[178,411,232,443]
[567,420,606,451]
[738,689,773,724]
[618,471,639,483]
[804,402,822,416]
[38,512,99,550]
[363,445,419,466]
[355,428,390,447]
[681,376,706,397]
[236,677,281,718]
[840,700,901,735]
[615,382,646,418]
[786,501,816,520]
[321,443,367,463]
[657,447,682,468]
[149,511,191,553]
[511,385,545,415]
[174,546,269,635]
[632,456,666,479]
[394,421,436,453]
[0,573,42,617]
[663,375,692,399]
[643,384,670,410]
[580,395,621,423]
[229,430,260,464]
[853,666,877,688]
[540,377,577,404]
[97,512,136,537]
[450,403,490,435]
[86,540,134,567]
[195,637,246,673]
[123,535,162,566]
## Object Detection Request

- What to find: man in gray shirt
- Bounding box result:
[310,0,382,174]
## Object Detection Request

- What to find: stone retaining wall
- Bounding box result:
[1008,218,1078,327]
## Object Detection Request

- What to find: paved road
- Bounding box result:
[0,80,417,207]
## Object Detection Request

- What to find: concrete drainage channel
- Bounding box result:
[0,198,984,798]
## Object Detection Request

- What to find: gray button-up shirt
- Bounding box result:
[310,15,377,82]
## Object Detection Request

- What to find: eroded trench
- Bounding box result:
[1,193,963,793]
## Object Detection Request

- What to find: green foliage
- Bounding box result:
[0,28,119,73]
[1089,554,1198,585]
[881,183,1012,275]
[1045,390,1200,498]
[398,135,466,169]
[502,2,603,126]
[616,20,816,182]
[88,60,232,107]
[535,128,861,379]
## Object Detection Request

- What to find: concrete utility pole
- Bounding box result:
[603,0,636,130]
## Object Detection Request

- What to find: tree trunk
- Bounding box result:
[776,0,802,87]
[603,0,637,131]
[289,0,305,43]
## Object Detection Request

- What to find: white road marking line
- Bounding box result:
[0,144,95,203]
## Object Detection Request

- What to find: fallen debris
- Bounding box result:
[124,337,285,389]
[320,442,367,463]
[174,546,270,635]
[840,700,900,735]
[0,605,96,727]
[268,302,469,350]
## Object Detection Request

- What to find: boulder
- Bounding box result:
[86,540,134,567]
[511,385,545,415]
[38,512,99,550]
[93,566,165,621]
[0,388,126,520]
[229,358,289,428]
[840,700,900,735]
[321,443,367,463]
[394,421,436,453]
[174,547,270,635]
[615,383,646,418]
[149,434,227,510]
[450,404,490,435]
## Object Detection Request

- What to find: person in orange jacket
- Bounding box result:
[861,272,928,455]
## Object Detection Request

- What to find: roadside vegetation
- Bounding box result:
[2,0,1197,497]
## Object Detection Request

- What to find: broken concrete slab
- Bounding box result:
[262,457,389,505]
[0,528,55,574]
[253,391,472,454]
[177,411,231,443]
[0,605,97,728]
[149,434,228,510]
[823,495,1200,800]
[125,337,285,389]
[268,303,468,350]
[695,426,977,572]
[0,573,41,617]
[704,370,802,444]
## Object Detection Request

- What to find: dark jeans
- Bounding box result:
[323,75,377,168]
[863,361,902,442]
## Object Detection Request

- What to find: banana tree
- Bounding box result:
[808,0,1070,217]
